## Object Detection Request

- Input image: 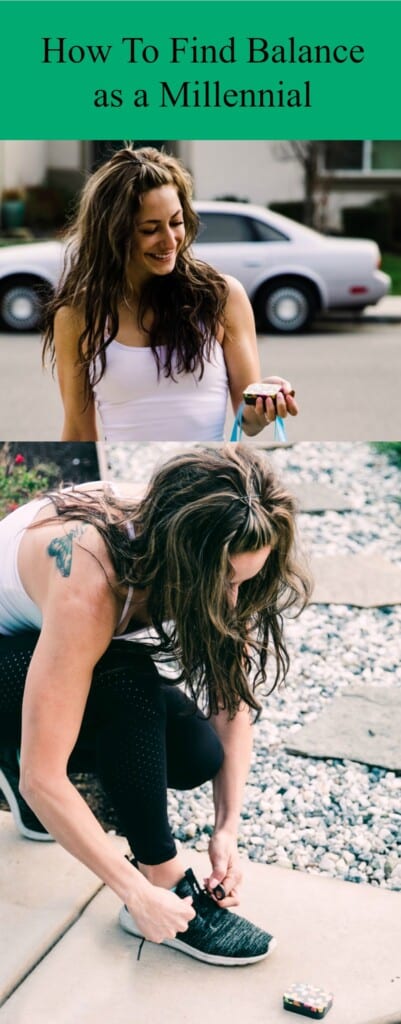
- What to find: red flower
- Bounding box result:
[7,502,19,512]
[14,454,25,465]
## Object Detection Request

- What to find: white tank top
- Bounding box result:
[92,340,229,441]
[0,498,48,635]
[0,490,134,636]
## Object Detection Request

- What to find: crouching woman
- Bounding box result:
[0,445,310,965]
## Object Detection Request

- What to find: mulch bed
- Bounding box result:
[0,774,123,835]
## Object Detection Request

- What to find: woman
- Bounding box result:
[0,445,309,965]
[42,146,298,442]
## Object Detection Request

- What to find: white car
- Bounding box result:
[0,200,390,334]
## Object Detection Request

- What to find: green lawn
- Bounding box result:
[0,237,32,247]
[381,253,401,294]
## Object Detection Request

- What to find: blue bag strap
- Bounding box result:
[230,403,288,443]
[230,401,245,441]
[274,416,287,442]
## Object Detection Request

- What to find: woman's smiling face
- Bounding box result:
[129,184,186,287]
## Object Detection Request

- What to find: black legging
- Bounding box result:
[0,633,224,864]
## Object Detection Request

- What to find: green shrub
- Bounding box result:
[269,200,306,224]
[0,452,58,519]
[342,204,393,249]
[373,442,401,470]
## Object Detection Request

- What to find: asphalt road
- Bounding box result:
[0,319,400,442]
[253,319,401,442]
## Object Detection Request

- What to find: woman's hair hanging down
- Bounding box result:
[42,144,228,400]
[41,444,312,719]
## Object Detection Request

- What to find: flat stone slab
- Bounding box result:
[286,482,352,513]
[0,811,103,1006]
[285,685,401,771]
[310,554,401,606]
[1,853,400,1024]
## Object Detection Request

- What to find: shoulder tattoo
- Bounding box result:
[47,523,87,578]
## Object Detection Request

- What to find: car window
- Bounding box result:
[197,212,288,243]
[250,219,289,243]
[197,213,257,243]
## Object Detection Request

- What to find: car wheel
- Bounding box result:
[255,277,318,333]
[0,275,51,332]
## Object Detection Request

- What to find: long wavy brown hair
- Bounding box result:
[40,445,311,719]
[42,145,228,398]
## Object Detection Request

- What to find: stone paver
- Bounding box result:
[286,482,352,513]
[1,852,400,1024]
[285,685,401,771]
[0,811,103,1006]
[310,555,401,607]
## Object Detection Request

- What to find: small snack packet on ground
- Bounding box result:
[283,982,333,1019]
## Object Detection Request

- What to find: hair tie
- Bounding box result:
[238,493,254,510]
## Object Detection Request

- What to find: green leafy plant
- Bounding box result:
[0,450,58,519]
[373,442,401,469]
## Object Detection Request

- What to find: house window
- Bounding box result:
[322,141,401,174]
[371,142,401,171]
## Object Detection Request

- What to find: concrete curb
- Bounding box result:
[322,295,401,325]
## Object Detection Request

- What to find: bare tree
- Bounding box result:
[275,141,324,227]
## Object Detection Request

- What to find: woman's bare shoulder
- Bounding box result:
[221,275,255,334]
[54,304,85,333]
[222,274,249,301]
[53,305,88,365]
[18,510,121,632]
[29,510,115,574]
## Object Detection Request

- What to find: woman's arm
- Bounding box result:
[54,306,98,441]
[19,536,194,941]
[204,704,254,907]
[210,703,253,835]
[222,275,298,436]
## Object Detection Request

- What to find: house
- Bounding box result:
[1,139,401,234]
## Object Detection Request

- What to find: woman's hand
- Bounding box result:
[204,829,244,908]
[127,884,195,943]
[247,376,299,430]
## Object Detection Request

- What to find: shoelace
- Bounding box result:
[135,871,217,961]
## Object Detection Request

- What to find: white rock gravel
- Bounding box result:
[105,442,401,890]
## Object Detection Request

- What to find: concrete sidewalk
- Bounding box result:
[0,811,104,1007]
[1,812,400,1024]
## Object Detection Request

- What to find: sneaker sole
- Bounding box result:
[0,769,54,842]
[119,905,276,966]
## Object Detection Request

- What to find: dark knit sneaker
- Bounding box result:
[119,867,276,966]
[0,746,53,842]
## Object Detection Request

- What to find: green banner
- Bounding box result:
[0,0,400,137]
